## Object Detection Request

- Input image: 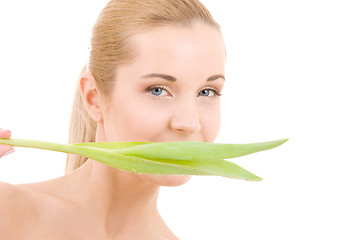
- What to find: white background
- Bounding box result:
[0,0,343,239]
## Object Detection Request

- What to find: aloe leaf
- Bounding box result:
[109,139,289,161]
[0,138,288,181]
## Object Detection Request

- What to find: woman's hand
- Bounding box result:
[0,128,14,158]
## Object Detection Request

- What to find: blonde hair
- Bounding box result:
[65,0,220,174]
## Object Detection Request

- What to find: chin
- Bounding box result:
[137,174,192,187]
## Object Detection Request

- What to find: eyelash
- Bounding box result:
[145,85,222,97]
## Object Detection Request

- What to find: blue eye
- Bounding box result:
[198,89,220,97]
[148,86,169,96]
[151,88,163,96]
[199,89,211,96]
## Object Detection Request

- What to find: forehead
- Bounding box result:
[126,23,226,75]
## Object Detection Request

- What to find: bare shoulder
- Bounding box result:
[0,181,57,237]
[0,182,27,238]
[0,172,91,239]
[0,180,73,239]
[0,181,17,197]
[0,181,22,214]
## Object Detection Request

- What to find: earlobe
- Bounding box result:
[79,72,103,123]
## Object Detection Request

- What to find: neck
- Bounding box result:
[72,159,168,238]
[63,124,177,238]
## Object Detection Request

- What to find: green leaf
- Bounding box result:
[73,146,262,181]
[113,139,289,161]
[0,138,288,181]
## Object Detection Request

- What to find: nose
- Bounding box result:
[170,99,201,134]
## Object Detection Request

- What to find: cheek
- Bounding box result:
[200,101,221,142]
[104,95,171,142]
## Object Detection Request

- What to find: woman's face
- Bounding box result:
[98,23,226,186]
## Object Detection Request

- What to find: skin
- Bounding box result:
[0,22,225,240]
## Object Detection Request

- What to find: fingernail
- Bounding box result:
[3,149,15,157]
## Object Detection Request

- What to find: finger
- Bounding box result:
[0,145,15,158]
[0,129,14,157]
[0,129,11,139]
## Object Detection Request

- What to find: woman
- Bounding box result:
[0,0,226,239]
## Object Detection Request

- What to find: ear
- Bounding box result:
[79,72,103,123]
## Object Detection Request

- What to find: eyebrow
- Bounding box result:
[141,73,225,82]
[142,73,177,81]
[207,74,226,81]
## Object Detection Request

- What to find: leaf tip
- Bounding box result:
[255,176,263,181]
[273,138,289,147]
